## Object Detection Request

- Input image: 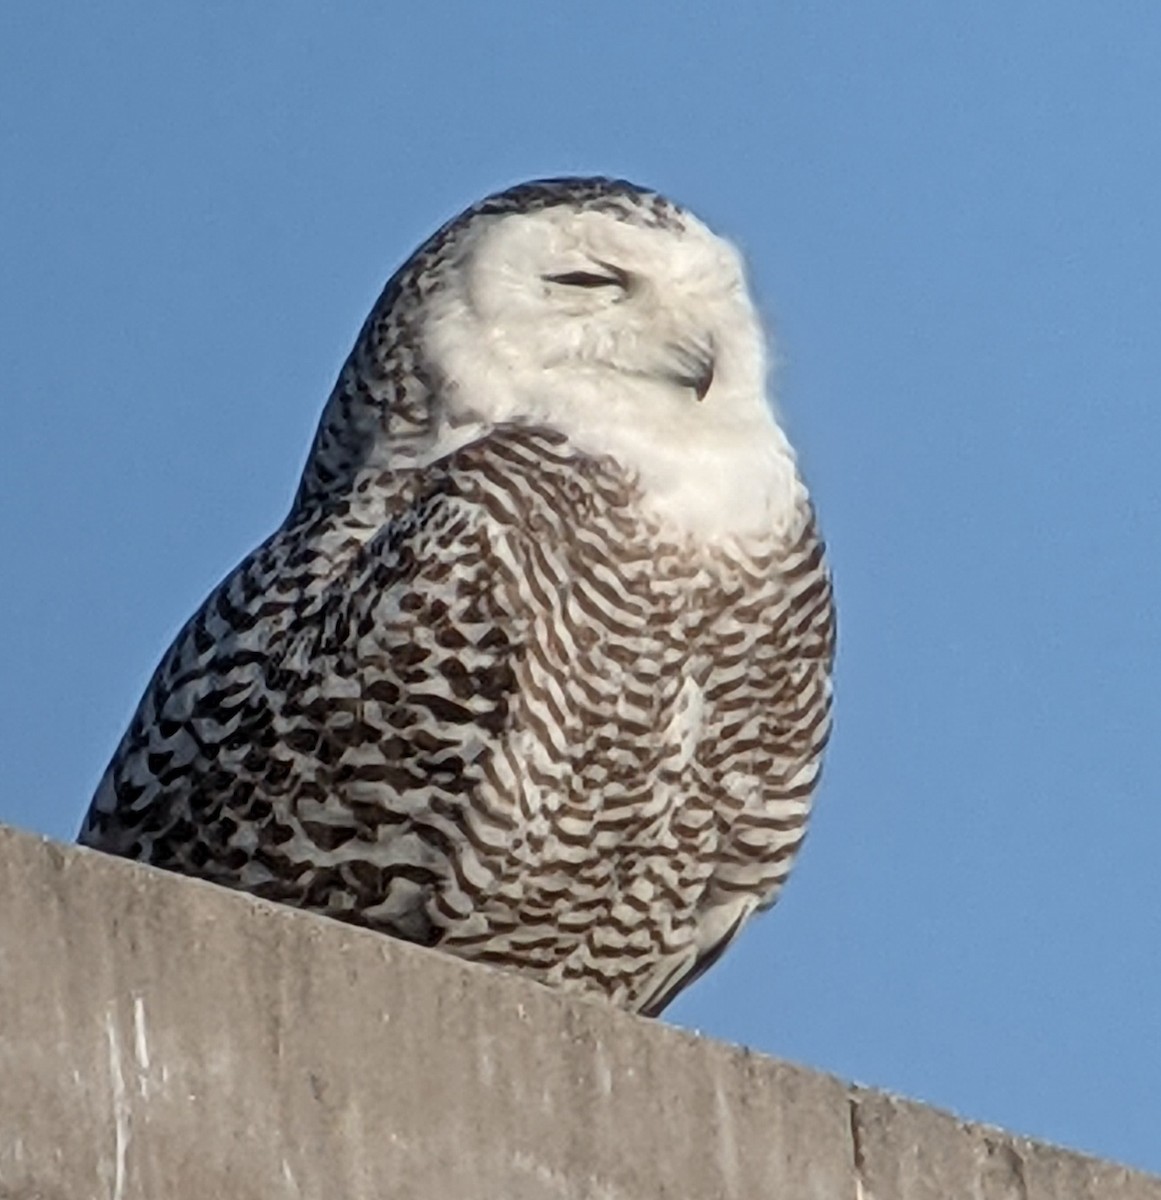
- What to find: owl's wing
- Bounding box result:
[638,511,836,1017]
[638,907,752,1018]
[78,439,527,934]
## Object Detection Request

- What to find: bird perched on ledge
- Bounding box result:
[80,177,835,1016]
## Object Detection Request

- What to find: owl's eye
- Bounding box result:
[542,267,627,289]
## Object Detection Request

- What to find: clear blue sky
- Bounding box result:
[3,2,1159,1175]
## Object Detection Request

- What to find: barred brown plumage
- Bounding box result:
[80,177,835,1015]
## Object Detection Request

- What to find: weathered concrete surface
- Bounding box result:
[0,822,1155,1200]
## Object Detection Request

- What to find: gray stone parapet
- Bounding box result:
[0,822,1155,1199]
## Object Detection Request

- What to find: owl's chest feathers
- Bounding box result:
[292,427,813,677]
[267,433,819,803]
[489,461,814,796]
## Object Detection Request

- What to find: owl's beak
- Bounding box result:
[666,339,716,402]
[691,356,715,402]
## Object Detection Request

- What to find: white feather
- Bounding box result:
[419,205,804,540]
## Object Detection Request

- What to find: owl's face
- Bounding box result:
[400,183,798,538]
[421,200,771,437]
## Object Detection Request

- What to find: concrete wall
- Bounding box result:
[0,821,1155,1200]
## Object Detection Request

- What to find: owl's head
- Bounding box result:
[416,179,773,444]
[309,179,800,537]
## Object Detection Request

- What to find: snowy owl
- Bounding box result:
[80,177,835,1016]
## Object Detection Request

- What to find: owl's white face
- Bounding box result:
[426,206,766,421]
[421,201,802,537]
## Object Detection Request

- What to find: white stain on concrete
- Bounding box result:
[713,1077,740,1194]
[281,1157,302,1194]
[104,1009,129,1200]
[132,995,151,1098]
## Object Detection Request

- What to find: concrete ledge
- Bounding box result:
[0,821,1156,1200]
